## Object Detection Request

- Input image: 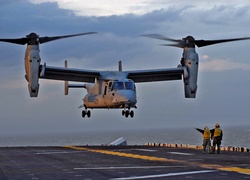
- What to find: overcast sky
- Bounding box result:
[0,0,250,135]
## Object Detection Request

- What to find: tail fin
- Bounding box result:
[64,60,69,95]
[119,60,122,71]
[65,81,69,95]
[64,60,86,95]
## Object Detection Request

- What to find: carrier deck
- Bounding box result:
[0,145,249,179]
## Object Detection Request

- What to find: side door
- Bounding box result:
[103,81,113,106]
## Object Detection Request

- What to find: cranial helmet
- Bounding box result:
[215,123,220,128]
[204,126,209,131]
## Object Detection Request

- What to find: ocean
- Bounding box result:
[0,125,249,148]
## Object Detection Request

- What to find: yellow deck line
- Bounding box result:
[64,146,250,175]
[64,146,176,162]
[218,167,250,175]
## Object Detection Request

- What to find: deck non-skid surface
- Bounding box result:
[0,146,249,179]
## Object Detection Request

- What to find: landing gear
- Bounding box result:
[122,109,134,118]
[82,109,91,118]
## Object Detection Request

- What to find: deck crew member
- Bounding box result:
[195,126,211,154]
[211,123,223,154]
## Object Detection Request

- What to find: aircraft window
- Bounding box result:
[109,82,112,88]
[125,82,134,90]
[112,81,124,90]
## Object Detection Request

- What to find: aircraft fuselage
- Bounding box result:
[83,78,137,109]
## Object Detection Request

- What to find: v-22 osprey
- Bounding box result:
[1,32,250,118]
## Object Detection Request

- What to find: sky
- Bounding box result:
[0,0,250,135]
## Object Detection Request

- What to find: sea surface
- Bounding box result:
[0,125,249,148]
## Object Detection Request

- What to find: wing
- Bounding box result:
[125,67,184,83]
[39,65,101,83]
[39,65,184,83]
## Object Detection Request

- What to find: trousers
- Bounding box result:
[203,139,211,153]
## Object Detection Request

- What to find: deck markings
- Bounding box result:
[134,149,157,152]
[74,165,186,170]
[64,146,250,175]
[64,146,177,162]
[168,152,193,156]
[110,170,217,180]
[218,167,250,175]
[35,151,80,155]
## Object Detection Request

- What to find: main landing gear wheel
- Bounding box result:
[122,110,134,118]
[82,110,91,118]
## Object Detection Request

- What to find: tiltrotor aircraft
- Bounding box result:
[0,32,250,118]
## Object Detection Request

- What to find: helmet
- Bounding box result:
[215,123,220,128]
[204,126,209,131]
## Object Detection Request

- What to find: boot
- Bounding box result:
[217,148,220,154]
[211,146,215,153]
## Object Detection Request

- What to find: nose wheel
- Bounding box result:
[122,110,134,118]
[82,109,91,118]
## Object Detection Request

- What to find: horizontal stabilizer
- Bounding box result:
[68,84,86,88]
[65,81,86,95]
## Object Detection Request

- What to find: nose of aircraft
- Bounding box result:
[116,90,137,105]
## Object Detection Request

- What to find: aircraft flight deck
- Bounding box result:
[0,145,249,179]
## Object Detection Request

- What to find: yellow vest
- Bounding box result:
[203,130,210,140]
[214,128,222,137]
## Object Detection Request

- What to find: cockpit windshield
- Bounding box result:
[111,80,135,91]
[125,82,134,90]
[112,81,124,90]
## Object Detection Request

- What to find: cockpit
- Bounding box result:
[109,80,135,91]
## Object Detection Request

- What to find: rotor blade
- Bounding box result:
[160,44,183,48]
[39,32,97,44]
[0,38,28,45]
[195,37,250,47]
[141,34,180,42]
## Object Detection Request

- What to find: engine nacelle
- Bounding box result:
[25,45,41,97]
[182,48,199,98]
